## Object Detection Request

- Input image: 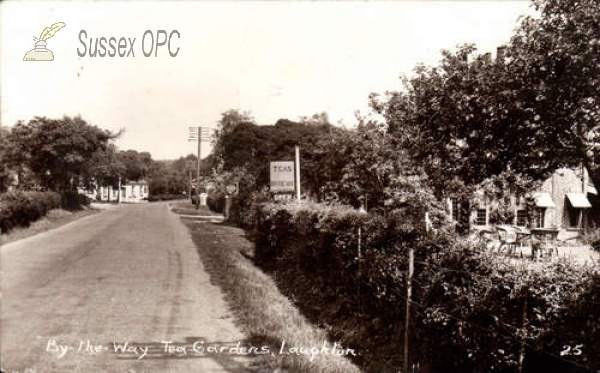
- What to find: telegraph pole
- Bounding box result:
[295,145,301,201]
[188,127,213,183]
[403,246,414,373]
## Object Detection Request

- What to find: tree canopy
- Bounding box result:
[9,116,117,191]
[0,126,16,192]
[372,0,600,192]
[509,0,600,182]
[210,109,436,212]
[87,144,126,189]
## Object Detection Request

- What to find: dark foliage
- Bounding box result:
[60,191,91,211]
[0,191,62,233]
[207,189,225,213]
[249,201,599,373]
[147,193,184,202]
[9,116,116,191]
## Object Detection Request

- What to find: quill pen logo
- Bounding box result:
[23,22,66,61]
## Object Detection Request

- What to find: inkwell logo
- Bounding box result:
[23,22,66,61]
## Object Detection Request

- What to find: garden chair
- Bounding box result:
[496,225,518,255]
[530,228,560,261]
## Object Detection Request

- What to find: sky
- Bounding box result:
[1,1,534,160]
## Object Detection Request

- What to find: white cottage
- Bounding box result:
[92,180,149,203]
[120,180,149,203]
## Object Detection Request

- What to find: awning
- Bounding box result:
[566,193,592,208]
[534,193,555,208]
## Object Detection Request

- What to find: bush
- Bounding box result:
[249,200,600,373]
[148,193,185,202]
[583,229,600,252]
[0,191,62,233]
[207,190,225,213]
[60,191,91,210]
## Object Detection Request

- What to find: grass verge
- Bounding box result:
[169,201,223,217]
[0,207,98,245]
[179,217,362,373]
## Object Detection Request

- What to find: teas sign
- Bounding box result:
[270,161,295,193]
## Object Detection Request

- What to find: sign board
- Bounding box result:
[273,193,293,201]
[270,161,295,193]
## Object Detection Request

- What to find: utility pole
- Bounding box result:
[357,203,367,316]
[188,127,213,184]
[403,246,414,373]
[295,145,301,202]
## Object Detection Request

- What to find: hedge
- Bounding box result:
[0,191,62,233]
[60,190,91,210]
[148,193,185,202]
[0,190,93,233]
[249,201,600,373]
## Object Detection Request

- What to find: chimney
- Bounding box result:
[483,52,492,64]
[496,46,506,63]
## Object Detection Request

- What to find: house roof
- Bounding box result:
[566,193,592,208]
[125,180,148,186]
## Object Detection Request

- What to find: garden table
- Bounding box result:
[530,228,560,259]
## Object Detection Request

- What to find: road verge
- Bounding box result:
[1,206,99,246]
[176,205,362,373]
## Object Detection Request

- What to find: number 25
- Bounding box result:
[561,344,583,356]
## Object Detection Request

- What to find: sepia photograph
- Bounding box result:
[1,1,598,372]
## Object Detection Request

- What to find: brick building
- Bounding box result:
[449,167,597,240]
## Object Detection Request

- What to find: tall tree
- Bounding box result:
[312,119,431,211]
[371,44,537,194]
[88,144,126,189]
[212,109,255,167]
[374,0,599,191]
[118,150,153,181]
[0,126,16,192]
[509,0,600,186]
[214,114,338,194]
[9,116,117,190]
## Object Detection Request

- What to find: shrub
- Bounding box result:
[249,200,600,373]
[0,191,62,233]
[60,191,91,210]
[148,193,185,202]
[207,189,225,213]
[582,229,600,252]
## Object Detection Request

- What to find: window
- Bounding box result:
[535,208,545,228]
[567,206,581,228]
[565,193,592,229]
[516,210,528,227]
[449,198,459,222]
[475,208,487,226]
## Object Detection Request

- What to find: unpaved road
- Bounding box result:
[1,202,249,373]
